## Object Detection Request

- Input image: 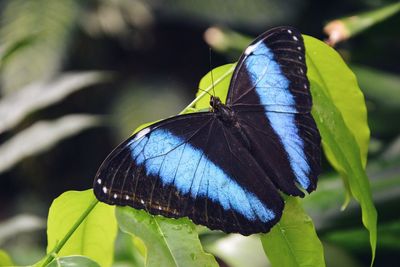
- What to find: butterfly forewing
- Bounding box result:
[224,26,321,195]
[227,26,311,113]
[94,113,283,235]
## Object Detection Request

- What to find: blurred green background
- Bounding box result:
[0,0,399,266]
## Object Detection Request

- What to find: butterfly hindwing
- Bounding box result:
[94,113,283,235]
[235,111,320,195]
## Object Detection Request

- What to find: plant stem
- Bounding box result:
[324,2,400,45]
[41,198,99,266]
[179,65,235,114]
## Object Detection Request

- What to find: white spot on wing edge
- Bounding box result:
[125,195,130,200]
[287,29,292,34]
[140,199,145,204]
[244,42,260,55]
[113,193,118,199]
[97,178,102,184]
[102,186,107,194]
[293,36,299,41]
[134,127,151,141]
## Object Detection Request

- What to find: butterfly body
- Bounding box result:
[94,26,321,235]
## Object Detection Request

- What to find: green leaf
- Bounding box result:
[116,206,218,267]
[47,256,100,267]
[46,190,117,267]
[304,35,369,168]
[304,35,376,265]
[0,249,14,266]
[261,197,325,267]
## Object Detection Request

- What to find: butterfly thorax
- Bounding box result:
[210,96,235,124]
[210,96,252,149]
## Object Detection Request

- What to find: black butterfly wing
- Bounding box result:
[226,26,321,196]
[227,26,311,113]
[94,113,283,235]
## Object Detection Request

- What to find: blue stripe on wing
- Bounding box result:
[244,42,295,112]
[129,129,275,223]
[244,42,311,190]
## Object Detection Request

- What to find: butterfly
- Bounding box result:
[93,26,321,235]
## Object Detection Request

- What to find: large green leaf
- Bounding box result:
[261,197,325,267]
[304,35,370,169]
[46,190,117,267]
[305,35,376,264]
[116,207,218,267]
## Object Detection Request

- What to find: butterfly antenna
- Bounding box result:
[209,47,216,97]
[197,87,213,97]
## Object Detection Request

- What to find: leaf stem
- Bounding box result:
[324,2,400,45]
[41,198,99,266]
[179,65,235,114]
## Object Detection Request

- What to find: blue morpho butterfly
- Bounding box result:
[93,26,321,235]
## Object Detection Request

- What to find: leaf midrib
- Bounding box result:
[152,217,180,267]
[276,222,301,266]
